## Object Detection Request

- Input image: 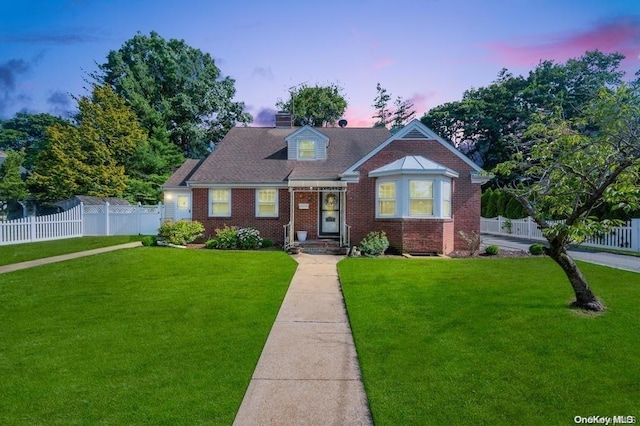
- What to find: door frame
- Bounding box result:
[318,191,340,238]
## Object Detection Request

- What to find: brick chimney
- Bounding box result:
[275,111,293,128]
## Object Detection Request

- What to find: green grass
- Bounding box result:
[0,236,144,266]
[0,248,297,425]
[339,257,640,425]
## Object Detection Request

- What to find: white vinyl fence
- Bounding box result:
[481,216,640,253]
[0,202,163,246]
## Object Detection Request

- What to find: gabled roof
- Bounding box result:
[186,126,391,185]
[285,126,329,145]
[162,159,203,189]
[369,155,459,178]
[342,120,484,177]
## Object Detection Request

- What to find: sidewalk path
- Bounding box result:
[482,235,640,273]
[233,253,372,426]
[0,242,142,274]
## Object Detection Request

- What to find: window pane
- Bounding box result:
[379,200,396,215]
[212,202,229,215]
[258,204,276,215]
[299,140,316,158]
[258,189,275,202]
[410,180,433,198]
[410,199,433,215]
[212,189,228,202]
[378,182,396,198]
[442,200,451,217]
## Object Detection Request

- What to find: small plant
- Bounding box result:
[529,243,545,255]
[206,226,264,250]
[261,238,274,248]
[503,219,513,234]
[237,227,263,250]
[485,244,500,255]
[210,225,239,249]
[141,235,157,247]
[458,230,481,256]
[158,220,204,245]
[358,231,389,257]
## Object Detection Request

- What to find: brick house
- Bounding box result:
[162,116,489,254]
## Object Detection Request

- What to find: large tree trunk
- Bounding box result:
[546,240,605,312]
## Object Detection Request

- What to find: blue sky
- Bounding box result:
[1,0,639,126]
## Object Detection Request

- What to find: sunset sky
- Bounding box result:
[1,0,639,126]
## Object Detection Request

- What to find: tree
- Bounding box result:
[390,96,416,130]
[0,113,69,169]
[28,85,145,202]
[372,83,391,127]
[0,150,29,218]
[421,51,626,170]
[92,31,251,158]
[495,84,640,312]
[276,83,347,127]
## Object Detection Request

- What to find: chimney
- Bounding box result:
[275,111,293,128]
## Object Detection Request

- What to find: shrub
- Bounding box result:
[237,227,263,250]
[481,188,493,217]
[211,226,239,249]
[158,220,204,245]
[458,230,481,256]
[261,238,274,248]
[206,226,264,250]
[358,231,389,256]
[485,244,500,255]
[141,235,157,246]
[529,243,545,255]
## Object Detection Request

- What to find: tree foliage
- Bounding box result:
[372,83,416,130]
[276,83,347,127]
[0,150,29,216]
[28,85,146,202]
[421,51,625,170]
[92,31,251,158]
[495,83,640,311]
[0,113,69,169]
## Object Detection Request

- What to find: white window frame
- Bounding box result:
[376,180,397,217]
[374,176,453,219]
[409,179,434,217]
[209,188,231,217]
[442,181,452,218]
[255,188,278,217]
[298,140,316,160]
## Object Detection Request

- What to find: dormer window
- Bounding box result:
[298,140,316,160]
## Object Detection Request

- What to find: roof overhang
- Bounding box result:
[368,155,459,178]
[287,180,348,188]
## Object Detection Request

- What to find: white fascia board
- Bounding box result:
[284,125,329,144]
[187,182,289,188]
[369,169,459,178]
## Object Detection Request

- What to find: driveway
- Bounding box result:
[481,234,640,273]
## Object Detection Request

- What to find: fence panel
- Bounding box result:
[82,202,163,236]
[0,206,83,246]
[481,216,638,253]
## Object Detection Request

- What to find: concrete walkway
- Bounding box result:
[0,242,142,274]
[233,253,372,426]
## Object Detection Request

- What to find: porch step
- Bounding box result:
[296,239,345,255]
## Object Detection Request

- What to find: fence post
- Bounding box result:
[632,219,640,252]
[105,201,110,236]
[80,202,85,236]
[30,215,36,242]
[137,202,141,235]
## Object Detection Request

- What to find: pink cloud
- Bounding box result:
[343,107,374,128]
[484,17,640,69]
[407,91,436,117]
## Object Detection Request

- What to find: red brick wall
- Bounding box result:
[347,139,481,254]
[192,187,291,244]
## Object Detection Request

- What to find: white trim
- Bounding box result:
[284,125,329,145]
[288,180,348,188]
[189,182,288,188]
[343,120,485,176]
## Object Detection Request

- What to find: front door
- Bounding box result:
[175,193,191,221]
[319,191,340,237]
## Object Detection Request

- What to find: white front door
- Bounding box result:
[175,194,191,221]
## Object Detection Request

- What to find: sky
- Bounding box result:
[1,0,639,127]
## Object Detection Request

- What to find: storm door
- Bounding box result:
[319,191,340,237]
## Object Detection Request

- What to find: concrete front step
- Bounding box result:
[295,239,346,255]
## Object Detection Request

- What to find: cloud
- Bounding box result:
[343,107,374,128]
[47,90,73,117]
[407,91,436,117]
[250,66,274,81]
[0,59,31,116]
[253,107,277,126]
[484,17,640,68]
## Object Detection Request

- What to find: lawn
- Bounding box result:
[0,236,144,266]
[0,248,297,425]
[339,257,640,425]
